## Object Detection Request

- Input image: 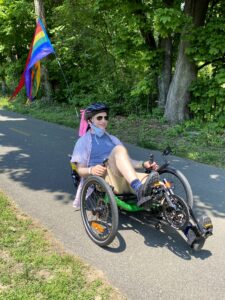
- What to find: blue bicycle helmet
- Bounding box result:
[85,103,109,120]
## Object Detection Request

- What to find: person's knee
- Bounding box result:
[113,145,127,155]
[113,145,130,163]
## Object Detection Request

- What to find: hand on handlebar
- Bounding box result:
[91,164,107,176]
[143,161,159,171]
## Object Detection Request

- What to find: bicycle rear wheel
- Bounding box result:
[80,176,119,247]
[159,167,193,208]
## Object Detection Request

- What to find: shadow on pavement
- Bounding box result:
[0,109,75,204]
[104,231,127,253]
[106,212,212,260]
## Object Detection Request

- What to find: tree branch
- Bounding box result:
[198,55,225,70]
[128,0,157,50]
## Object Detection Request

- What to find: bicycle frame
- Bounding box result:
[112,179,173,213]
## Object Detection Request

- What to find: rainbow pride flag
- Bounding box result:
[25,19,54,100]
[10,19,54,101]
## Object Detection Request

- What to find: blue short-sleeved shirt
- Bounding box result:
[71,130,122,167]
[89,134,116,167]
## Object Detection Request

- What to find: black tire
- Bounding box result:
[162,194,190,230]
[71,170,80,189]
[80,176,119,247]
[159,167,193,208]
[191,236,206,251]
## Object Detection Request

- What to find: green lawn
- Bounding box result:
[0,191,124,300]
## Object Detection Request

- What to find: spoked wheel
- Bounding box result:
[162,194,190,230]
[80,176,119,247]
[159,167,193,208]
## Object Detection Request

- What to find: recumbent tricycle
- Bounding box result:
[70,147,213,251]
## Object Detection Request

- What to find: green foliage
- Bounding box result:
[0,0,225,128]
[190,73,225,126]
[153,8,187,38]
[45,0,160,112]
[186,15,225,63]
[0,0,34,96]
[183,3,225,127]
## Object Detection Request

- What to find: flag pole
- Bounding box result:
[54,54,79,118]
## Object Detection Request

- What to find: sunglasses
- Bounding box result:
[96,115,109,121]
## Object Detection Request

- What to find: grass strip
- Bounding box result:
[0,190,124,300]
[108,115,225,169]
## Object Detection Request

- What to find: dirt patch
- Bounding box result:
[0,250,11,262]
[0,283,10,291]
[35,269,54,281]
[84,265,127,300]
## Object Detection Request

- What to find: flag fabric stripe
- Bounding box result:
[32,36,48,53]
[33,31,45,45]
[9,38,34,100]
[32,61,41,96]
[29,21,54,68]
[36,23,42,34]
[28,42,54,68]
[35,62,41,95]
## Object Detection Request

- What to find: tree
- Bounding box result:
[164,0,210,123]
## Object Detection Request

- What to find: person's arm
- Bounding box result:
[130,159,144,169]
[130,159,159,170]
[76,164,107,177]
[70,134,90,176]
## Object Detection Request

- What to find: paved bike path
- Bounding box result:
[0,109,225,300]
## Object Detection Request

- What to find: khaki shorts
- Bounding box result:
[104,147,148,194]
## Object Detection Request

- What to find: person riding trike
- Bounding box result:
[70,103,213,250]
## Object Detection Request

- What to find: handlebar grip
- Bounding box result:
[102,159,108,167]
[149,154,154,164]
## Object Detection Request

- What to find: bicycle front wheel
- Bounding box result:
[159,167,193,208]
[163,194,190,230]
[80,176,119,247]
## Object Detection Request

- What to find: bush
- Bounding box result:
[189,72,225,128]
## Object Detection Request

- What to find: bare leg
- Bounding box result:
[109,145,138,184]
[105,169,148,194]
[107,145,159,205]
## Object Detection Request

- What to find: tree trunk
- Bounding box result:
[34,0,52,102]
[158,37,172,109]
[164,0,210,123]
[1,76,8,95]
[34,0,45,24]
[164,38,197,122]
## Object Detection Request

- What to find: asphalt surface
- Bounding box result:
[0,108,225,300]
